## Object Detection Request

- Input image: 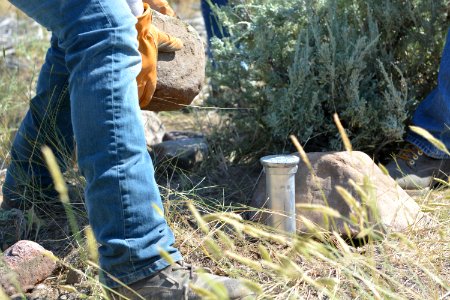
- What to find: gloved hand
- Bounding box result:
[143,0,176,17]
[136,2,183,108]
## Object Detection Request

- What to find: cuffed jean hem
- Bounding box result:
[102,251,184,288]
[406,132,450,160]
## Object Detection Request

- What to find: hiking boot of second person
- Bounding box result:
[385,145,450,189]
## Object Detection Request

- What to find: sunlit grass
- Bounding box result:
[1,104,449,299]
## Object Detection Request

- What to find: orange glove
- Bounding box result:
[143,0,176,17]
[136,3,183,108]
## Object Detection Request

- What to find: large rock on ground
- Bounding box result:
[151,132,208,170]
[251,151,432,235]
[0,240,57,296]
[144,12,205,111]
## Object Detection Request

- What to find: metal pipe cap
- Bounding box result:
[260,155,300,168]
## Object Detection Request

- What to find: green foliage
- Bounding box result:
[206,0,449,162]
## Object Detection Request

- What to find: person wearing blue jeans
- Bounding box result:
[1,0,252,299]
[201,0,228,44]
[387,28,450,189]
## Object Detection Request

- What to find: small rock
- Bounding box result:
[145,12,205,111]
[141,111,165,147]
[251,151,433,236]
[34,284,48,290]
[0,209,25,250]
[152,137,208,170]
[163,131,204,141]
[28,284,60,300]
[65,269,83,285]
[0,240,57,296]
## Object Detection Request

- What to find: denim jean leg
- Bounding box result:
[8,0,182,288]
[2,34,74,208]
[201,0,228,44]
[407,27,450,159]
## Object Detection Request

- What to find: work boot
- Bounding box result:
[108,261,255,300]
[385,144,450,189]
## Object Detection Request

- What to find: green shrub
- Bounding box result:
[206,0,449,162]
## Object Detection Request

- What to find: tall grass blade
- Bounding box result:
[187,201,210,234]
[41,146,81,245]
[290,135,312,171]
[158,247,175,265]
[85,226,99,262]
[333,113,352,152]
[0,287,10,300]
[296,204,342,218]
[409,126,450,155]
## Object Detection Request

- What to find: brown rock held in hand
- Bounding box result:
[145,12,205,111]
[0,240,57,296]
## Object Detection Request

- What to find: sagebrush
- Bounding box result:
[206,0,449,162]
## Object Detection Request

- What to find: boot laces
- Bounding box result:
[396,145,424,166]
[171,261,194,300]
[172,261,194,279]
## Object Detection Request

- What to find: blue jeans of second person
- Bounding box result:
[407,27,450,159]
[201,0,228,44]
[3,0,182,287]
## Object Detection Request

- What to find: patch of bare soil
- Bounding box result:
[158,108,221,133]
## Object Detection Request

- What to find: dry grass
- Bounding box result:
[0,1,15,17]
[165,187,449,299]
[169,0,200,18]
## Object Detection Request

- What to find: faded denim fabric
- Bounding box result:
[407,28,450,159]
[3,0,182,287]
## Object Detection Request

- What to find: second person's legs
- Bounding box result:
[387,27,450,189]
[407,27,450,159]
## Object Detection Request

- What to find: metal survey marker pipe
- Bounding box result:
[260,155,300,233]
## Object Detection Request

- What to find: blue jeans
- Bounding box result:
[3,0,182,287]
[201,0,228,43]
[407,28,450,159]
